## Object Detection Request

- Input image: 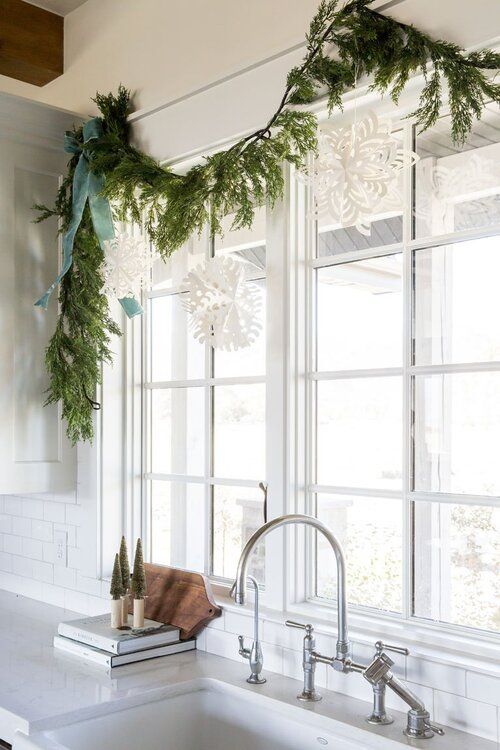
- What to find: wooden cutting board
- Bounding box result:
[129,564,222,639]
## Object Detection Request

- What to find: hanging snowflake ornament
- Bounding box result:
[182,256,262,351]
[302,111,419,235]
[101,232,158,301]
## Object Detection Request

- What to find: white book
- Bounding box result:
[58,614,180,654]
[54,634,196,667]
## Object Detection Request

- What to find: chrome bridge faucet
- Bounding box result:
[233,513,444,740]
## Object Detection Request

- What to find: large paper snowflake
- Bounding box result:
[303,111,419,235]
[182,256,262,351]
[415,153,499,232]
[101,232,158,300]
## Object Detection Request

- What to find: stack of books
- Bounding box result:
[54,613,196,668]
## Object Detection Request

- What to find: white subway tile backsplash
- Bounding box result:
[43,502,66,523]
[224,611,256,638]
[12,516,31,537]
[12,555,34,578]
[54,523,76,547]
[407,656,466,696]
[0,552,12,572]
[22,537,44,561]
[64,504,83,526]
[434,690,498,742]
[21,498,44,520]
[32,519,53,542]
[4,534,23,555]
[76,574,102,597]
[33,561,54,584]
[0,515,12,534]
[67,547,81,570]
[466,671,500,706]
[4,497,23,516]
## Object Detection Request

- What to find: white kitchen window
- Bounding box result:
[305,104,500,637]
[144,207,268,584]
[143,97,500,642]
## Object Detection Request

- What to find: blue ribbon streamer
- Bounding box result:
[35,117,142,319]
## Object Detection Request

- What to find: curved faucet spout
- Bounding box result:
[234,514,350,662]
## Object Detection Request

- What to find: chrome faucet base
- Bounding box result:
[404,708,444,739]
[404,726,435,740]
[297,689,322,702]
[247,673,266,685]
[366,712,394,726]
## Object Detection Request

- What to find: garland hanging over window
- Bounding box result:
[35,0,500,444]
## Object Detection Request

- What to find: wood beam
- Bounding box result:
[0,0,63,86]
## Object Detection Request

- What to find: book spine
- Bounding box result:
[57,624,118,653]
[53,637,113,667]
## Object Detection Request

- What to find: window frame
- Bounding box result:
[141,181,292,610]
[140,91,500,661]
[294,99,500,652]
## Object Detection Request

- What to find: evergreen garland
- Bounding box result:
[37,0,500,444]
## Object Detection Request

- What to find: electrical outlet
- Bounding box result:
[54,529,68,567]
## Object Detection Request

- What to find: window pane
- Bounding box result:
[212,484,265,583]
[152,230,207,290]
[413,372,500,496]
[413,238,500,366]
[213,384,265,480]
[213,280,266,378]
[316,494,402,613]
[150,480,205,572]
[415,107,500,238]
[150,295,205,381]
[318,217,402,258]
[151,388,205,475]
[316,378,402,490]
[317,256,402,371]
[413,501,500,632]
[214,206,266,279]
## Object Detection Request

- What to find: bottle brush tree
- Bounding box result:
[110,553,124,628]
[110,553,124,599]
[119,536,131,623]
[131,538,146,599]
[119,536,131,592]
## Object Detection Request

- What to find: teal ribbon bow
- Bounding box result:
[35,117,143,319]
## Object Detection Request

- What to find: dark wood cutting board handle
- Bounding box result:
[129,563,222,639]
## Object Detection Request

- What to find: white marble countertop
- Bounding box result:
[0,590,497,750]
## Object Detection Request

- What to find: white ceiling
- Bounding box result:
[25,0,88,16]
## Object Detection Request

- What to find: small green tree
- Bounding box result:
[119,536,131,593]
[131,538,146,599]
[110,554,124,600]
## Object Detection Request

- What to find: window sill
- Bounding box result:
[211,586,500,678]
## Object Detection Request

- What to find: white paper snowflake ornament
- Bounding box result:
[302,111,419,235]
[182,256,262,351]
[101,232,158,301]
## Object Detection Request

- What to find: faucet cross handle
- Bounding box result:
[374,640,410,657]
[285,620,314,634]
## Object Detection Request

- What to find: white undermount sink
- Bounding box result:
[14,678,409,750]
